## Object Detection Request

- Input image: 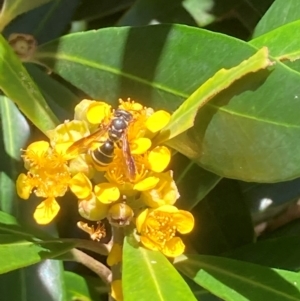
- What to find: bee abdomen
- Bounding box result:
[90,140,114,166]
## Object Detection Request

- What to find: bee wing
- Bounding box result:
[67,125,109,156]
[121,133,136,181]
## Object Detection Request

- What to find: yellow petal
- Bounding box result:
[33,198,60,224]
[16,173,32,199]
[131,138,151,155]
[27,140,49,155]
[107,243,123,266]
[78,193,109,221]
[140,236,159,251]
[74,99,96,120]
[54,142,73,156]
[69,173,92,199]
[86,102,111,124]
[173,210,195,234]
[148,146,171,172]
[94,183,120,204]
[146,110,171,133]
[154,204,179,214]
[111,280,123,301]
[163,237,185,257]
[69,155,95,178]
[141,171,179,207]
[133,176,159,191]
[136,208,149,232]
[47,120,90,148]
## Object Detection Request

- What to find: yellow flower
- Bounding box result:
[47,120,90,155]
[74,99,112,127]
[16,141,71,224]
[147,146,171,173]
[136,205,194,257]
[140,171,179,207]
[111,280,123,301]
[94,182,120,204]
[78,193,109,221]
[87,99,170,182]
[69,172,93,199]
[107,243,122,266]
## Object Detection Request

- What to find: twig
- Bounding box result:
[68,248,112,285]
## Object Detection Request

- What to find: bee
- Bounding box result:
[67,109,136,180]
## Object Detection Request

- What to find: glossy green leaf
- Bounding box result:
[172,152,221,210]
[226,236,300,271]
[75,0,134,23]
[0,96,30,214]
[175,254,300,301]
[0,210,52,239]
[117,0,197,27]
[0,234,74,274]
[0,34,59,133]
[0,210,19,225]
[156,47,271,143]
[25,261,66,301]
[189,179,254,255]
[64,271,107,301]
[233,0,274,34]
[0,0,51,32]
[26,64,79,120]
[165,60,300,182]
[251,20,300,61]
[0,259,66,301]
[123,237,197,301]
[4,0,81,44]
[32,25,259,110]
[33,25,300,182]
[253,0,300,38]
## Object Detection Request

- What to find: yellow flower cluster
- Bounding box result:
[16,99,194,257]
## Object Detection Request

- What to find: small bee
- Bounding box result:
[67,109,136,180]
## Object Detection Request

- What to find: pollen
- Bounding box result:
[18,141,71,200]
[146,212,176,245]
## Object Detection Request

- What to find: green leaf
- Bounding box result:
[33,25,300,182]
[75,0,134,23]
[189,179,254,255]
[0,96,30,214]
[172,153,221,210]
[0,210,20,225]
[26,64,79,120]
[64,271,107,301]
[165,60,300,182]
[117,0,197,27]
[0,258,66,301]
[253,0,300,38]
[251,20,300,61]
[123,237,197,301]
[0,210,52,239]
[0,234,74,274]
[4,0,81,44]
[0,34,59,133]
[156,47,271,143]
[175,254,300,301]
[0,0,51,32]
[32,25,259,110]
[225,236,300,271]
[232,0,274,34]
